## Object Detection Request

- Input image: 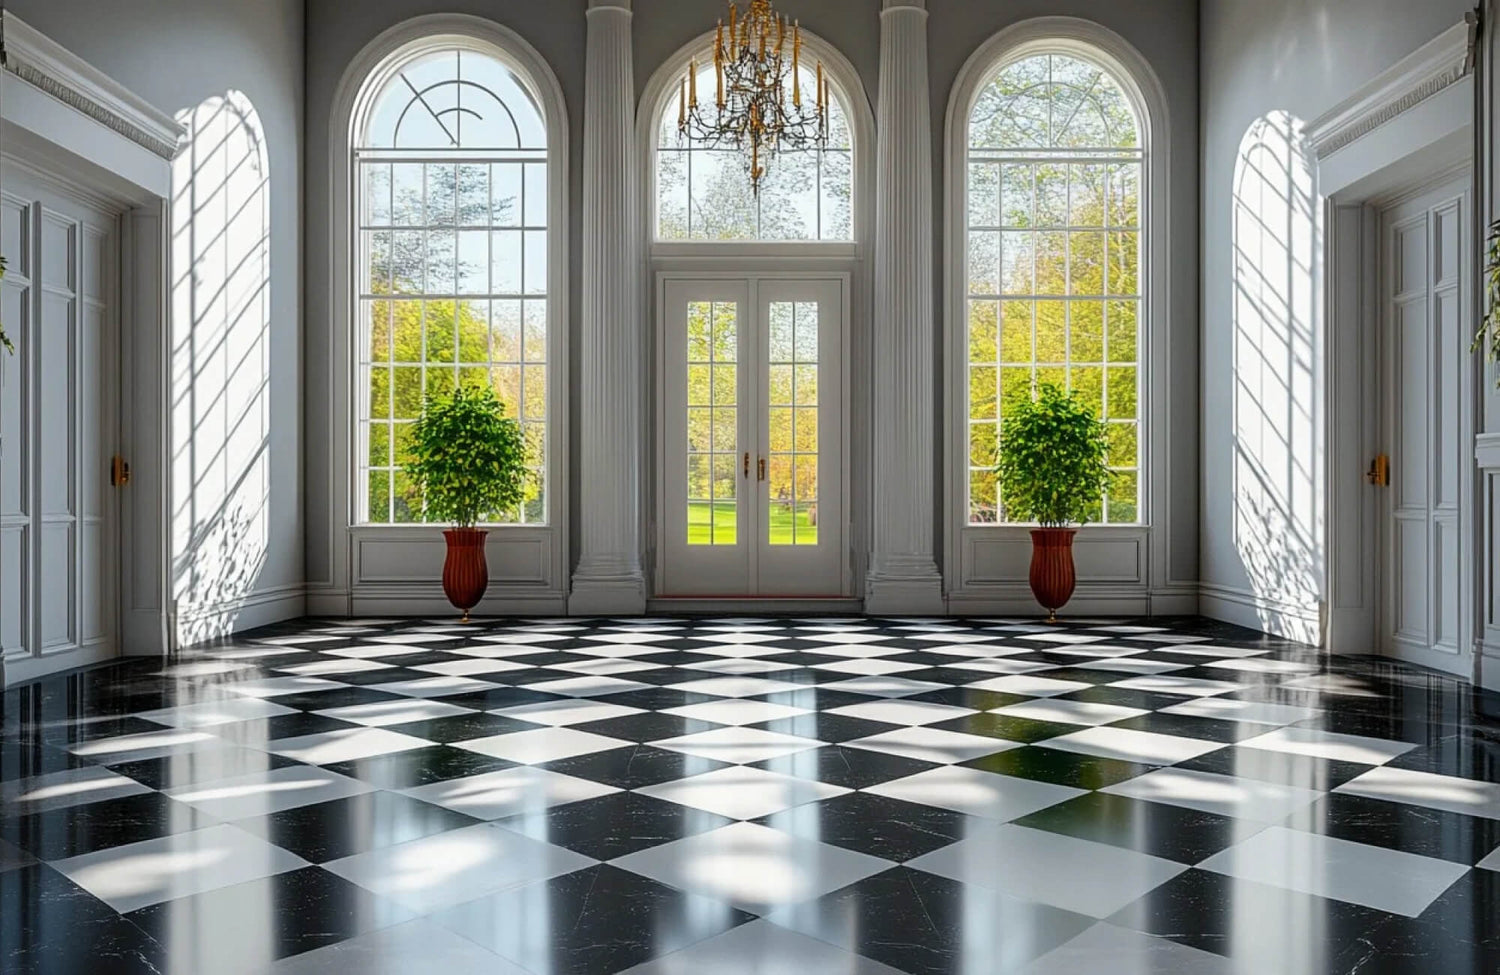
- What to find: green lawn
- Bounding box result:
[687,501,818,546]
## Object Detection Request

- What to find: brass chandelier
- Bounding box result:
[676,0,831,194]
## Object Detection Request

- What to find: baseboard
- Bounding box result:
[348,585,567,618]
[4,640,116,687]
[121,608,170,657]
[1199,583,1321,644]
[175,585,307,646]
[647,596,864,615]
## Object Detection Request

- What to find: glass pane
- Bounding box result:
[364,163,392,226]
[687,299,737,546]
[523,162,548,227]
[969,300,998,363]
[492,164,522,226]
[457,164,488,225]
[456,231,487,294]
[491,230,522,294]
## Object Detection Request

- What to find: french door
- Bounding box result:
[660,276,845,597]
[1378,175,1471,677]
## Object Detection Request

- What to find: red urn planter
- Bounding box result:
[1029,528,1077,622]
[442,528,489,622]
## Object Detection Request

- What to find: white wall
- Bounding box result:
[1200,0,1474,639]
[4,0,307,642]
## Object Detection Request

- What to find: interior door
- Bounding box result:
[660,276,845,597]
[0,170,120,682]
[1380,176,1470,676]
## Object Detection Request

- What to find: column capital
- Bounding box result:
[881,0,927,13]
[587,0,631,12]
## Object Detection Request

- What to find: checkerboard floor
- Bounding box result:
[4,615,1499,974]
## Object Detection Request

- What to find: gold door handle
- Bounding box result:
[1366,454,1390,486]
[744,452,750,478]
[757,457,766,481]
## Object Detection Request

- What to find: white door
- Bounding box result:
[0,171,120,682]
[1379,177,1470,676]
[660,276,845,597]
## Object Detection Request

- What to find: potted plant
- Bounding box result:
[403,384,531,621]
[995,382,1112,621]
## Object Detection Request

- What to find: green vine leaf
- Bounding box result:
[1475,218,1500,386]
[994,381,1113,528]
[402,383,533,528]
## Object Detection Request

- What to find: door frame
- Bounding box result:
[653,269,854,605]
[1373,174,1476,677]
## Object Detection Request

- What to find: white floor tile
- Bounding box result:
[665,676,809,698]
[270,727,430,765]
[1478,846,1500,872]
[1334,765,1500,820]
[826,699,977,726]
[0,766,150,817]
[652,726,823,764]
[411,658,535,677]
[1109,675,1243,697]
[962,675,1092,697]
[523,675,655,697]
[454,728,630,764]
[1197,825,1467,917]
[66,728,225,764]
[274,658,396,677]
[909,823,1186,918]
[491,699,644,726]
[620,918,905,975]
[1016,922,1235,975]
[813,676,950,698]
[1158,698,1322,726]
[1042,726,1225,765]
[222,676,343,698]
[846,726,1017,764]
[269,918,529,975]
[314,698,474,727]
[679,658,800,675]
[866,766,1083,820]
[1240,726,1416,765]
[164,764,373,820]
[948,659,1061,676]
[663,699,810,726]
[636,765,848,820]
[53,824,307,913]
[135,698,298,729]
[324,823,593,914]
[1202,658,1320,675]
[1101,767,1322,822]
[405,766,617,819]
[367,676,503,698]
[612,822,886,913]
[988,699,1147,727]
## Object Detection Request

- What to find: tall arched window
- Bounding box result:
[354,45,550,524]
[965,51,1143,524]
[655,61,853,241]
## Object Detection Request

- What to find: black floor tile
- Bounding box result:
[755,792,976,862]
[1,792,215,861]
[431,864,754,973]
[321,744,516,789]
[235,791,481,863]
[1177,744,1372,790]
[749,744,939,789]
[496,791,733,860]
[540,743,731,790]
[962,744,1155,789]
[1011,791,1253,864]
[768,866,1093,975]
[0,864,167,975]
[748,712,901,743]
[927,713,1081,743]
[1106,710,1265,743]
[109,746,299,790]
[381,711,541,744]
[1283,793,1500,866]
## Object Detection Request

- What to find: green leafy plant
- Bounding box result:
[995,382,1112,527]
[1474,218,1500,386]
[0,256,12,355]
[402,384,531,528]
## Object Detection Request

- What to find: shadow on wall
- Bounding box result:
[1231,110,1323,641]
[170,91,272,646]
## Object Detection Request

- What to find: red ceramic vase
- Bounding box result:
[1029,528,1077,622]
[442,528,489,622]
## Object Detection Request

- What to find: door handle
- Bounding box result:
[757,457,766,481]
[743,452,750,478]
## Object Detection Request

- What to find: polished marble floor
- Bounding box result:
[3,615,1499,974]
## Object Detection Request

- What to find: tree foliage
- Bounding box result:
[402,384,532,528]
[995,382,1112,527]
[1474,218,1500,387]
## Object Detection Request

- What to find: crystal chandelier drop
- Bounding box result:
[676,0,831,194]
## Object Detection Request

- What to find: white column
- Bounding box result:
[570,0,646,614]
[866,0,944,615]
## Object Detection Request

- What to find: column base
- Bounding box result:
[569,571,647,616]
[864,558,945,616]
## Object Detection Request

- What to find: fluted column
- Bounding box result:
[571,0,646,614]
[865,0,944,615]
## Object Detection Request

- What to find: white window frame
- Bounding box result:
[944,17,1174,611]
[325,14,569,614]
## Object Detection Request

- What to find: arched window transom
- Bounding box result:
[656,61,853,242]
[965,52,1143,525]
[355,47,549,524]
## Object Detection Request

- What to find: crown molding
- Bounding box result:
[0,10,184,159]
[1305,20,1471,159]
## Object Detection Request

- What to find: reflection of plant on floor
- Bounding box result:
[0,256,12,354]
[1476,219,1500,387]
